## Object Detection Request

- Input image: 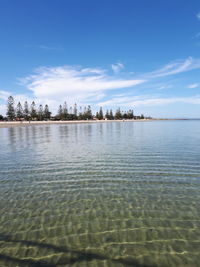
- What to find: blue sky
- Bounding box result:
[0,0,200,117]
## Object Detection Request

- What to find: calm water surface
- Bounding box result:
[0,121,200,267]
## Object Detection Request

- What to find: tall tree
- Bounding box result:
[123,111,128,120]
[30,101,37,120]
[98,107,103,120]
[95,111,99,120]
[7,96,15,120]
[16,102,23,119]
[109,109,114,120]
[63,101,68,120]
[44,104,51,120]
[73,103,78,117]
[115,108,122,120]
[78,106,83,120]
[140,114,144,119]
[127,109,134,119]
[58,105,63,120]
[38,104,44,120]
[23,101,29,120]
[86,105,93,120]
[105,110,110,120]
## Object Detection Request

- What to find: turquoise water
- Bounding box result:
[0,121,200,267]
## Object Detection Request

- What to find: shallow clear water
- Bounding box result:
[0,121,200,267]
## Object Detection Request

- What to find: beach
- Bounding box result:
[0,118,184,128]
[0,119,154,128]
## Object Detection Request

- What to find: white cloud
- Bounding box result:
[197,12,200,20]
[1,58,200,116]
[0,89,65,115]
[21,65,145,104]
[98,95,200,107]
[0,104,6,115]
[147,57,200,78]
[111,62,124,73]
[188,83,199,89]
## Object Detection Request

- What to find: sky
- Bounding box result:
[0,0,200,118]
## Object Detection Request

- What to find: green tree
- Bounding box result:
[95,111,99,120]
[57,105,63,120]
[38,104,44,120]
[73,103,78,119]
[105,110,110,120]
[0,115,4,121]
[127,109,134,119]
[123,111,128,120]
[86,105,93,120]
[30,101,37,120]
[44,104,51,120]
[141,114,144,119]
[109,109,114,120]
[7,96,15,120]
[78,106,83,120]
[23,101,29,120]
[16,102,23,119]
[63,101,68,120]
[115,108,122,120]
[98,107,103,120]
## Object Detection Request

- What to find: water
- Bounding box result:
[0,121,200,267]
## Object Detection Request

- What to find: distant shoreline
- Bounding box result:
[0,118,198,128]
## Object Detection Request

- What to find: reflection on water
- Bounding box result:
[0,121,200,266]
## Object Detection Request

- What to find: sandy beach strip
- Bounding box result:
[0,119,160,128]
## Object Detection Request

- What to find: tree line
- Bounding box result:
[0,95,147,121]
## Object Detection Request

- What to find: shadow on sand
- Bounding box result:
[0,233,157,267]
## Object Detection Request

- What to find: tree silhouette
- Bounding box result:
[6,96,15,120]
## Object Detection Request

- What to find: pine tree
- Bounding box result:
[141,114,144,119]
[58,105,63,120]
[30,101,37,120]
[86,105,93,120]
[115,108,122,120]
[95,111,99,120]
[23,101,29,120]
[7,96,15,120]
[123,111,128,120]
[38,104,44,120]
[127,109,134,119]
[105,110,110,120]
[99,107,103,120]
[109,109,114,120]
[73,103,78,117]
[82,106,87,120]
[63,101,68,120]
[78,106,83,120]
[44,104,51,120]
[16,102,23,119]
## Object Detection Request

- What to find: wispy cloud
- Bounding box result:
[147,57,200,78]
[111,62,124,73]
[0,90,10,101]
[21,65,145,104]
[197,12,200,20]
[98,95,200,107]
[188,83,199,89]
[1,57,200,116]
